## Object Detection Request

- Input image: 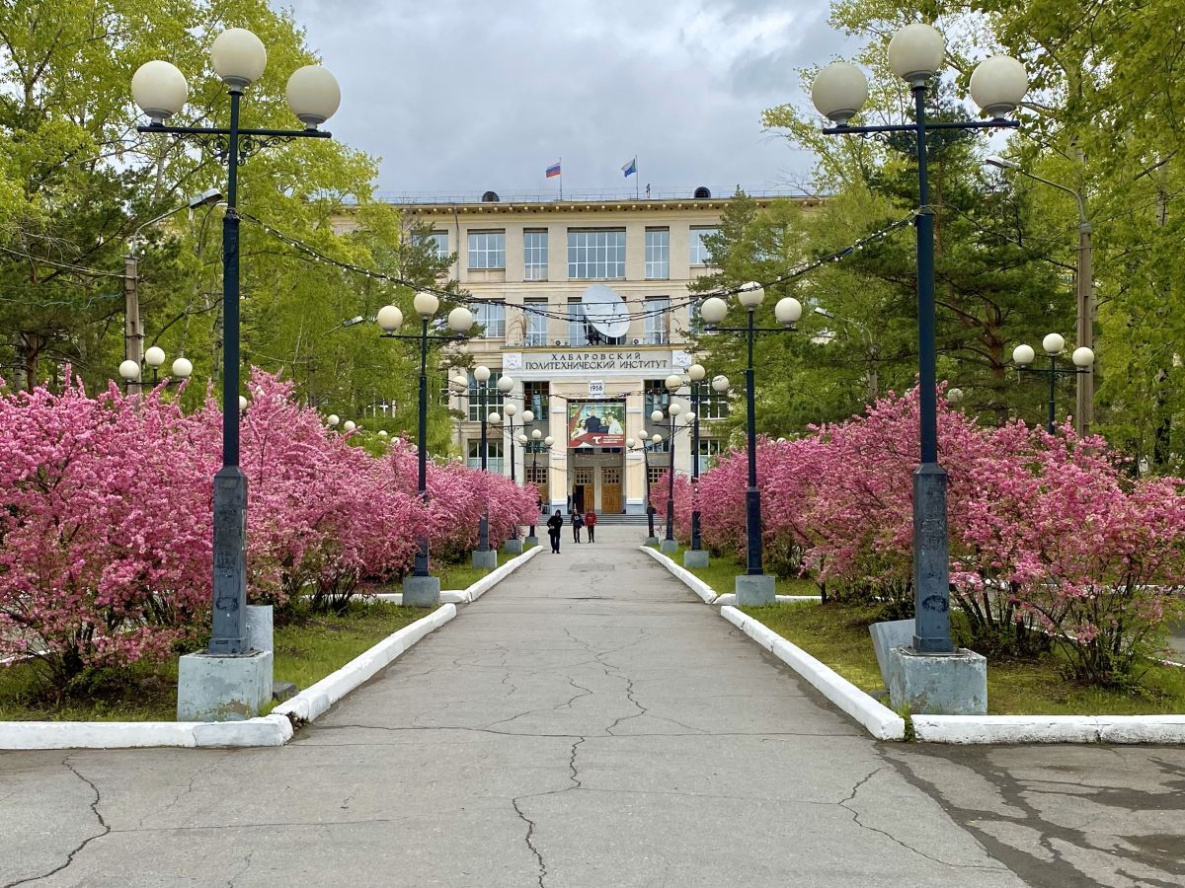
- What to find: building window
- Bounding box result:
[698,389,730,420]
[467,373,505,421]
[648,465,666,485]
[474,301,506,338]
[643,380,670,418]
[525,298,549,346]
[412,231,449,259]
[644,297,669,345]
[468,230,506,270]
[523,380,549,419]
[526,464,548,484]
[645,228,669,280]
[567,299,590,346]
[689,227,718,266]
[524,230,548,280]
[568,229,626,280]
[467,439,504,474]
[696,438,725,473]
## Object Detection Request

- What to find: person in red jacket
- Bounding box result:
[584,509,597,542]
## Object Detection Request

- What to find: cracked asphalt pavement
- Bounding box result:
[3,530,1184,886]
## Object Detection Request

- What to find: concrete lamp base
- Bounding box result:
[402,574,441,608]
[644,536,660,547]
[659,539,679,554]
[177,650,274,722]
[471,549,498,569]
[524,535,539,547]
[735,574,776,606]
[504,539,524,554]
[886,646,987,715]
[682,549,709,569]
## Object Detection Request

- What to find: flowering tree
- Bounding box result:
[678,387,1185,684]
[0,370,539,690]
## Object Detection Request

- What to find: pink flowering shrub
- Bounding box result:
[678,388,1185,684]
[0,378,211,686]
[0,370,539,689]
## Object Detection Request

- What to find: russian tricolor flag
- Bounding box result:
[545,161,562,178]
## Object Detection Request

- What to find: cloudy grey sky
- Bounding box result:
[273,0,858,200]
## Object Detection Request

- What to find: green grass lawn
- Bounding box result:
[662,543,819,597]
[743,601,1185,716]
[664,545,1185,716]
[0,601,425,722]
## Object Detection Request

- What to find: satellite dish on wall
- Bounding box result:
[581,284,631,339]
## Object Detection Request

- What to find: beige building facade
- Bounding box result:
[369,192,806,514]
[417,195,728,515]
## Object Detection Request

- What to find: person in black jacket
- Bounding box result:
[546,510,563,554]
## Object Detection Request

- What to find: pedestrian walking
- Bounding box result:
[546,510,563,554]
[584,509,597,542]
[572,510,584,543]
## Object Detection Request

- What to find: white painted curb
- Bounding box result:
[712,593,822,606]
[719,606,906,741]
[914,714,1185,744]
[0,605,456,751]
[273,604,456,724]
[368,545,542,606]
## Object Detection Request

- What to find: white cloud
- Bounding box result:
[272,0,859,198]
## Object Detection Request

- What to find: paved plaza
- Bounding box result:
[2,530,1183,887]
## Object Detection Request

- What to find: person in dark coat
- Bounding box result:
[572,510,584,543]
[546,510,563,554]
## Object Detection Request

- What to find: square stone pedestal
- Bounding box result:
[869,619,913,688]
[177,650,273,722]
[683,549,709,568]
[504,539,523,554]
[525,535,539,547]
[660,538,679,554]
[471,549,498,569]
[886,646,987,715]
[402,575,441,607]
[644,536,660,547]
[735,574,776,606]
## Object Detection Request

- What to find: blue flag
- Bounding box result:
[622,157,637,178]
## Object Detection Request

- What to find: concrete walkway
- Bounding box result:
[2,529,1183,886]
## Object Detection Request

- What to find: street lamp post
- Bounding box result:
[472,366,498,569]
[627,432,663,546]
[119,346,194,390]
[812,21,1028,713]
[700,285,802,604]
[684,367,728,569]
[133,29,343,720]
[657,374,686,554]
[987,156,1093,434]
[377,295,475,605]
[1012,334,1095,433]
[493,391,532,553]
[525,429,555,545]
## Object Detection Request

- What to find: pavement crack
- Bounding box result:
[2,758,111,888]
[568,737,586,789]
[511,797,548,888]
[225,850,255,888]
[137,758,221,829]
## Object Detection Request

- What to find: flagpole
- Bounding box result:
[635,155,639,200]
[559,156,563,201]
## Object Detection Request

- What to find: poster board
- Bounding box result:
[567,402,626,448]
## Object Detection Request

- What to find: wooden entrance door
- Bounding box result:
[601,467,622,513]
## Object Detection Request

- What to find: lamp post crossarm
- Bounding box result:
[1016,364,1089,379]
[380,332,468,344]
[823,119,1019,136]
[138,123,333,139]
[706,325,797,334]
